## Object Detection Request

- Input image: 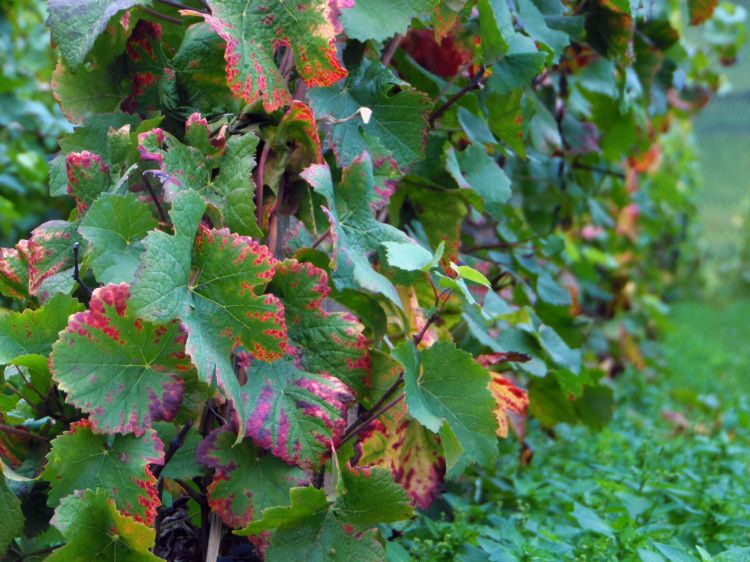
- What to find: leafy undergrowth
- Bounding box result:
[392,300,750,561]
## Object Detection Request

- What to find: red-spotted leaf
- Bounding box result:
[488,374,529,438]
[66,151,111,214]
[356,401,445,510]
[301,154,415,306]
[0,293,83,365]
[51,284,192,436]
[41,420,164,525]
[242,358,353,469]
[274,101,324,164]
[197,426,308,528]
[28,220,82,300]
[0,242,30,300]
[131,192,287,440]
[186,0,349,112]
[269,260,370,396]
[46,488,161,562]
[121,20,178,116]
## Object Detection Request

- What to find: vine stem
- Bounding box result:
[428,66,487,127]
[141,6,184,24]
[0,424,48,442]
[255,142,271,229]
[154,0,203,12]
[381,34,403,66]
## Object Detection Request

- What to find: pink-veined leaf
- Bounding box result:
[51,283,192,436]
[269,260,370,396]
[197,426,308,528]
[241,358,353,469]
[184,0,350,112]
[41,420,164,525]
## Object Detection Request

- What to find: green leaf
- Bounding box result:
[394,341,498,476]
[46,488,161,562]
[51,283,193,436]
[0,294,83,365]
[383,241,436,272]
[138,121,261,237]
[41,421,164,525]
[173,22,241,115]
[451,263,492,288]
[308,59,431,169]
[478,0,538,60]
[269,260,370,396]
[571,502,614,537]
[79,193,158,284]
[239,466,413,560]
[341,0,435,42]
[153,422,207,481]
[0,472,23,557]
[445,143,511,219]
[47,0,147,68]
[241,359,353,469]
[197,426,308,528]
[515,0,570,62]
[190,0,348,112]
[302,155,413,306]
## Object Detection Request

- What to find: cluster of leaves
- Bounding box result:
[0,0,745,560]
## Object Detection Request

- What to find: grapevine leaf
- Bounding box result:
[382,242,436,272]
[239,466,413,560]
[241,358,353,469]
[28,220,82,300]
[138,121,261,237]
[51,284,192,436]
[275,101,324,165]
[47,488,161,562]
[41,420,164,525]
[308,59,431,169]
[0,243,30,300]
[79,193,158,284]
[340,0,435,42]
[51,56,125,124]
[487,374,528,438]
[173,22,242,115]
[187,0,349,112]
[0,472,23,557]
[121,20,179,116]
[515,0,570,62]
[356,400,445,510]
[394,341,498,476]
[66,151,111,214]
[197,426,308,528]
[153,421,207,481]
[269,260,370,396]
[445,143,511,220]
[47,0,147,68]
[129,190,206,322]
[0,294,83,365]
[301,155,414,306]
